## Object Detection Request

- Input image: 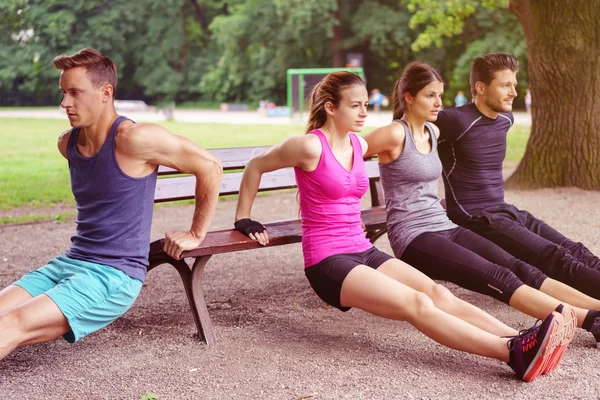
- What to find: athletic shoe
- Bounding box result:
[507,312,562,382]
[542,304,577,375]
[589,316,600,349]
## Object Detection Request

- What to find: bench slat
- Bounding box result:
[155,160,381,203]
[155,169,298,202]
[159,147,274,175]
[149,206,387,259]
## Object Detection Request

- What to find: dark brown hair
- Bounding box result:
[305,72,365,133]
[53,48,118,98]
[470,53,518,99]
[392,62,443,120]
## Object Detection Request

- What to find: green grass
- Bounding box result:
[139,393,160,400]
[0,212,75,225]
[0,118,305,211]
[505,124,530,162]
[0,106,58,110]
[0,117,530,212]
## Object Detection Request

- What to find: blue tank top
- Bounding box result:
[65,116,158,281]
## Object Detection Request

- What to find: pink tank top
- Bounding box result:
[294,129,373,267]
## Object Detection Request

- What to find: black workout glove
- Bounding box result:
[234,218,267,237]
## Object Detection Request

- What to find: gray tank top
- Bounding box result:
[379,120,456,257]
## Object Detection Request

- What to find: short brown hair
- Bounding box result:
[53,48,118,98]
[470,53,518,99]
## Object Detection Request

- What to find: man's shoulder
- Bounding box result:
[442,103,479,118]
[438,104,480,131]
[497,112,515,126]
[58,128,73,141]
[57,128,73,158]
[116,121,164,142]
[114,121,168,157]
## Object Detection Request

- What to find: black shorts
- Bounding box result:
[304,246,393,311]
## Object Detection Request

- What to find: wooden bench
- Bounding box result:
[148,146,388,345]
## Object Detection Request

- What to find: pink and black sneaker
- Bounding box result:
[542,304,577,375]
[507,312,562,382]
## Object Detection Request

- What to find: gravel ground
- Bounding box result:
[1,183,600,399]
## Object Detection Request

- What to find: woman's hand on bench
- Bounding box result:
[163,230,205,259]
[234,218,269,246]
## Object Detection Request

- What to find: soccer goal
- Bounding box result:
[286,67,365,119]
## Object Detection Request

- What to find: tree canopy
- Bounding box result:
[0,0,527,107]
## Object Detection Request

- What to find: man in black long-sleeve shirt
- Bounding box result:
[435,54,600,334]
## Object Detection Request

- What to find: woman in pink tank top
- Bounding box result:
[234,72,566,382]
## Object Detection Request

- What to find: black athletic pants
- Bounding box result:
[400,226,547,304]
[451,203,600,299]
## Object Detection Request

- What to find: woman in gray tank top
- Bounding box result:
[363,62,600,356]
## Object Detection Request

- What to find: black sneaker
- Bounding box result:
[589,317,600,349]
[507,313,561,382]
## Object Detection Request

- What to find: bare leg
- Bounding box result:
[0,285,34,314]
[340,265,510,361]
[0,294,70,360]
[509,285,587,328]
[377,259,517,336]
[540,278,600,312]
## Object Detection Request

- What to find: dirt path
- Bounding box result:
[1,187,599,399]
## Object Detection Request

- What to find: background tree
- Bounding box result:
[406,0,600,189]
[0,0,227,105]
[1,0,532,120]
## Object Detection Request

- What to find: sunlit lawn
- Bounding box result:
[0,117,530,212]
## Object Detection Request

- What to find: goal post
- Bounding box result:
[286,67,365,118]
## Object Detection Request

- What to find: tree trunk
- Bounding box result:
[331,0,344,67]
[507,0,600,189]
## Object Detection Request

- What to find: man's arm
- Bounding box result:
[119,124,223,259]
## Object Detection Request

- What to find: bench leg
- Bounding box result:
[367,229,387,244]
[189,256,217,345]
[158,256,216,345]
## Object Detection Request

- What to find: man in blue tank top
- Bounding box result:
[435,53,600,327]
[0,48,223,360]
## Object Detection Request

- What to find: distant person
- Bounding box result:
[234,70,567,382]
[369,88,385,112]
[435,53,600,342]
[525,88,532,113]
[454,90,468,107]
[0,48,223,360]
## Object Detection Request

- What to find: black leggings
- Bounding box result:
[399,226,548,304]
[453,203,600,299]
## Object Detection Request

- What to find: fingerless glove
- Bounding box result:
[234,218,267,237]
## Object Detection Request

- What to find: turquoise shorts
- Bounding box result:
[13,255,143,343]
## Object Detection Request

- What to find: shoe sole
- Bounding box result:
[543,306,577,375]
[522,316,562,382]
